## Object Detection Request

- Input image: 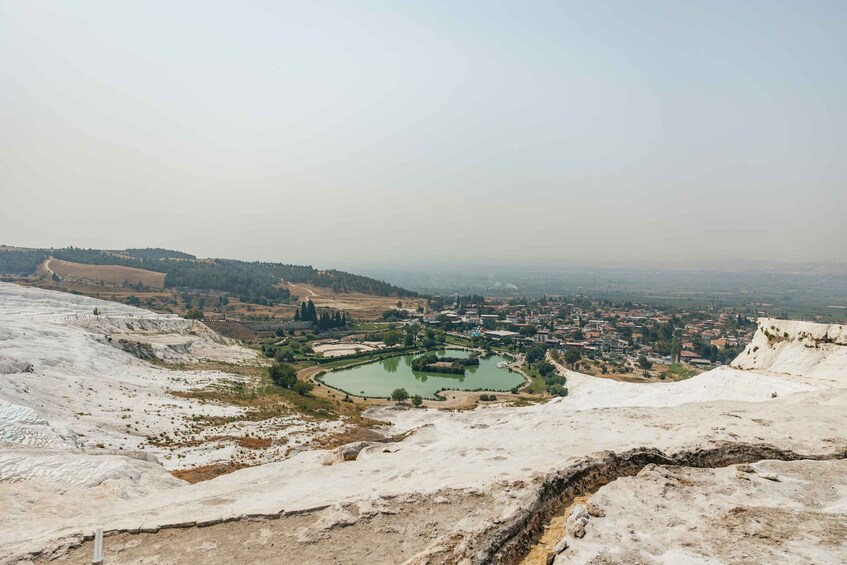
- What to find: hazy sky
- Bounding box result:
[2,1,845,267]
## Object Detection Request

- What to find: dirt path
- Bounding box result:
[287,282,317,297]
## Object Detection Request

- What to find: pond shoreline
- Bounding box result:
[317,347,523,401]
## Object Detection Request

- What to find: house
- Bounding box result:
[680,351,699,361]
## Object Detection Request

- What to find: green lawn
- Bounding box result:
[348,321,390,331]
[663,363,699,380]
[522,364,547,394]
[445,334,473,347]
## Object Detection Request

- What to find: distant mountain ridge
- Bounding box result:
[0,246,418,304]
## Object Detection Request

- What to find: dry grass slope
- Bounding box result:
[47,259,166,288]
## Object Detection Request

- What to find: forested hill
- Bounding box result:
[124,248,196,260]
[0,247,418,303]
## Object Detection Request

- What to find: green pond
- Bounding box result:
[321,349,523,399]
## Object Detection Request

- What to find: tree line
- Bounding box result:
[294,299,347,329]
[125,248,196,260]
[0,249,47,275]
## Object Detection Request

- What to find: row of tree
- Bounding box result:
[294,300,347,329]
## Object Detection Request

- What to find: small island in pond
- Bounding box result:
[411,352,480,375]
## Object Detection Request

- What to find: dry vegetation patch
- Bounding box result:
[47,258,166,288]
[285,283,426,319]
[171,462,251,483]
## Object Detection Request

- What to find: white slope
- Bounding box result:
[0,282,252,460]
[548,365,820,411]
[732,317,847,385]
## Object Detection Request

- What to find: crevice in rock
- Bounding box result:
[461,442,847,565]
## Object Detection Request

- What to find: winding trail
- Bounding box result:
[287,282,317,298]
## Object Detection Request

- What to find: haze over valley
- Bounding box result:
[2,2,846,564]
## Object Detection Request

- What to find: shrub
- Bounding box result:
[548,384,568,397]
[274,348,295,362]
[292,381,314,395]
[411,395,423,407]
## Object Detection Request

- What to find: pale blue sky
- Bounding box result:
[2,1,845,266]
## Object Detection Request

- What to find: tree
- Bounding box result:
[292,381,314,395]
[564,348,582,367]
[294,309,301,321]
[383,329,403,347]
[671,338,682,364]
[411,394,423,407]
[93,308,100,316]
[526,345,546,366]
[268,363,297,389]
[390,388,410,402]
[306,299,317,322]
[274,348,294,362]
[637,355,653,370]
[184,308,204,320]
[536,360,555,376]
